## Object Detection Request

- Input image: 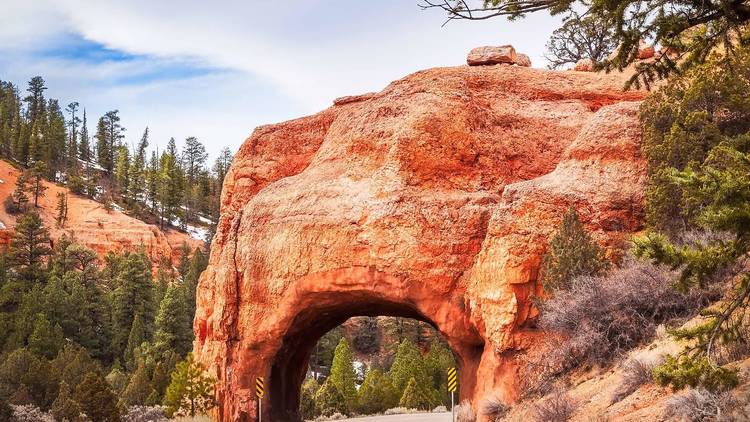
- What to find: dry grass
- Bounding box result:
[482,396,509,422]
[171,416,213,422]
[530,390,578,422]
[610,357,661,404]
[456,400,476,422]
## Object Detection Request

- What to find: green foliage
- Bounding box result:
[388,339,435,407]
[357,369,397,414]
[0,348,56,409]
[51,381,82,422]
[541,207,608,292]
[0,394,12,422]
[424,340,456,406]
[309,326,343,377]
[110,251,155,363]
[9,212,51,283]
[153,285,193,358]
[121,361,153,406]
[300,378,320,420]
[74,371,120,422]
[27,312,64,359]
[399,377,432,410]
[635,47,750,391]
[653,355,739,391]
[427,0,750,88]
[314,378,348,417]
[329,338,357,408]
[163,353,216,418]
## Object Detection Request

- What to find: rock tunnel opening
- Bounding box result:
[266,296,483,421]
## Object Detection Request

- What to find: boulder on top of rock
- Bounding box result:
[638,40,655,59]
[574,58,594,72]
[516,53,532,67]
[467,45,517,66]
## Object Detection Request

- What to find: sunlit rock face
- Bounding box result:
[193,64,646,422]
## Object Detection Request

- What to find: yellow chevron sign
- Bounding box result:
[256,377,265,398]
[447,367,458,392]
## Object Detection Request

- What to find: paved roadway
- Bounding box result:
[334,412,452,422]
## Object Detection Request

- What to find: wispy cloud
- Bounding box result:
[0,0,560,157]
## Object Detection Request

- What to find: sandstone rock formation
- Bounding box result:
[0,160,202,266]
[638,40,656,59]
[516,53,532,67]
[467,45,517,65]
[193,64,645,422]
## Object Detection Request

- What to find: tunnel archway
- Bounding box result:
[267,295,484,421]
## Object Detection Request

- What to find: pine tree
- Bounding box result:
[129,128,149,209]
[299,378,320,420]
[158,138,184,228]
[95,110,124,175]
[11,172,30,212]
[182,248,207,325]
[314,378,348,417]
[55,192,68,227]
[44,99,67,178]
[153,285,192,357]
[65,102,81,170]
[9,212,51,282]
[79,109,90,162]
[147,151,159,211]
[74,372,120,422]
[399,377,432,410]
[124,314,146,371]
[351,316,379,354]
[0,394,12,422]
[357,369,397,415]
[121,360,153,406]
[329,338,357,408]
[163,353,216,417]
[27,312,64,359]
[29,160,48,207]
[540,207,608,292]
[213,147,233,187]
[114,144,130,198]
[389,340,430,398]
[110,252,155,361]
[51,381,82,422]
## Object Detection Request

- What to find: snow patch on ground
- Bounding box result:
[0,220,5,229]
[186,224,210,241]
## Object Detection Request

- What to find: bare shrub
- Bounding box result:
[531,391,577,422]
[11,405,55,422]
[664,388,737,421]
[456,400,476,422]
[482,396,509,421]
[432,405,448,412]
[123,405,168,422]
[611,357,661,403]
[539,259,717,369]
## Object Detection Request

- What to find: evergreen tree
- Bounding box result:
[65,102,81,170]
[114,144,130,198]
[351,316,379,354]
[9,212,51,282]
[634,47,750,392]
[29,160,48,207]
[95,110,124,175]
[357,369,397,415]
[147,151,159,211]
[27,312,64,359]
[55,192,68,227]
[153,285,192,357]
[11,172,29,212]
[163,353,216,417]
[213,147,233,187]
[329,338,357,408]
[424,340,455,406]
[389,340,430,398]
[181,137,207,225]
[399,377,432,410]
[73,372,120,422]
[78,109,90,162]
[129,128,149,209]
[121,360,153,406]
[314,378,348,417]
[158,138,184,228]
[0,348,56,409]
[540,207,608,292]
[0,394,12,422]
[44,99,67,177]
[310,327,343,379]
[51,381,82,422]
[52,343,102,394]
[110,252,155,361]
[124,314,146,371]
[299,378,320,420]
[182,248,208,326]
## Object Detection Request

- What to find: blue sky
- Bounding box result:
[0,0,560,158]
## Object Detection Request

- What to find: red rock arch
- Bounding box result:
[193,65,646,422]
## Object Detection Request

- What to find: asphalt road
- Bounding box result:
[334,412,452,422]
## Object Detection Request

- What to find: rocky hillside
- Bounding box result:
[0,159,202,266]
[194,61,647,422]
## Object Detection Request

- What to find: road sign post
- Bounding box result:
[447,367,458,422]
[256,377,265,422]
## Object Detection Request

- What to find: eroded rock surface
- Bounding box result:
[194,64,646,421]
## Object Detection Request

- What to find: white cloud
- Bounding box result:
[0,0,561,157]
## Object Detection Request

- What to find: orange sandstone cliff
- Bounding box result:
[0,160,202,266]
[193,64,646,421]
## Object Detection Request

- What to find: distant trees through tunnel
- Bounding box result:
[300,316,457,420]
